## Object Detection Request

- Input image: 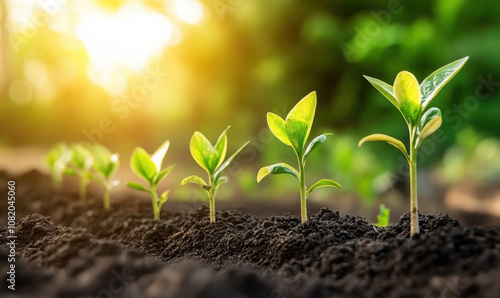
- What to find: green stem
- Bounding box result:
[151,187,160,220]
[298,160,307,223]
[208,175,216,223]
[409,132,419,237]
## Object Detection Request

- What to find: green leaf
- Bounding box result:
[214,140,250,181]
[214,126,229,170]
[284,91,317,154]
[151,140,170,172]
[154,165,175,185]
[420,57,469,109]
[130,147,157,184]
[181,175,208,188]
[359,134,409,162]
[307,179,341,196]
[375,204,390,227]
[71,144,93,170]
[127,181,149,192]
[267,112,291,146]
[159,190,170,203]
[394,71,421,124]
[93,144,119,178]
[416,107,442,147]
[257,163,299,183]
[363,75,399,109]
[190,131,219,174]
[215,176,228,191]
[304,133,332,161]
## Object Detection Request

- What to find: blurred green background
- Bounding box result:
[1,0,500,220]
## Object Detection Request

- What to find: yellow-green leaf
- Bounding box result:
[190,132,218,174]
[285,91,317,151]
[181,175,208,187]
[363,75,399,109]
[304,133,332,161]
[394,71,421,123]
[127,181,149,192]
[151,140,170,172]
[359,134,409,162]
[307,179,341,196]
[417,107,442,147]
[257,163,299,183]
[130,147,157,184]
[267,112,291,146]
[214,140,250,181]
[214,126,229,169]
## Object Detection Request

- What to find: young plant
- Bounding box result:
[374,204,390,227]
[359,57,468,237]
[181,127,250,223]
[91,144,120,209]
[66,144,94,200]
[46,143,72,189]
[127,140,173,220]
[257,91,341,223]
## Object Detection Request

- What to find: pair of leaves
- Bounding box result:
[360,57,468,155]
[46,143,72,183]
[267,91,316,157]
[129,140,174,188]
[71,144,93,171]
[364,57,468,125]
[182,127,250,193]
[257,163,341,196]
[93,144,120,179]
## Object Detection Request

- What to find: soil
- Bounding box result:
[1,170,500,298]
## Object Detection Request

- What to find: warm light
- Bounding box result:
[75,2,175,94]
[171,0,204,24]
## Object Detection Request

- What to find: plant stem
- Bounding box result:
[151,187,160,220]
[409,139,419,237]
[208,175,216,223]
[298,160,307,223]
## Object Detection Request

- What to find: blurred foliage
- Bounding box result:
[1,0,499,201]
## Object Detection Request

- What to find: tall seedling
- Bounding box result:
[359,57,468,237]
[127,141,174,220]
[257,91,341,223]
[182,127,250,223]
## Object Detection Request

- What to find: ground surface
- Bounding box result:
[1,170,500,298]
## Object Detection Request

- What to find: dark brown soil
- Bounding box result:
[1,170,500,298]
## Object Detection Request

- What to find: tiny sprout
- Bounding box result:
[374,204,390,227]
[359,57,468,237]
[46,143,72,189]
[257,91,341,223]
[181,127,250,223]
[66,144,94,200]
[91,144,120,209]
[127,140,174,220]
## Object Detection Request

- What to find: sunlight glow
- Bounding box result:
[171,0,205,24]
[75,2,175,94]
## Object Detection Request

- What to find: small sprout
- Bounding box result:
[359,57,468,237]
[257,91,341,223]
[181,127,250,223]
[127,140,173,220]
[66,144,94,200]
[46,143,72,189]
[374,204,390,227]
[91,144,120,209]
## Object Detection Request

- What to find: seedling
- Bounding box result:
[359,57,468,237]
[127,141,173,220]
[66,144,94,200]
[374,204,390,227]
[181,127,250,223]
[91,144,120,209]
[46,143,72,188]
[257,91,341,223]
